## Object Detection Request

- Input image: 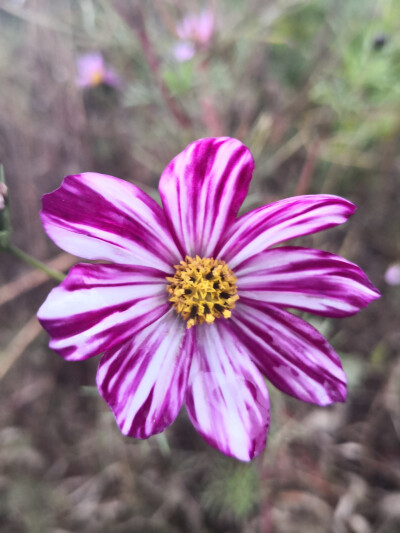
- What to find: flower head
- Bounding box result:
[38,138,380,461]
[384,263,400,285]
[76,52,120,89]
[172,41,196,62]
[176,10,214,43]
[173,10,214,62]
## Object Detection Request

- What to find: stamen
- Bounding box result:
[166,255,238,328]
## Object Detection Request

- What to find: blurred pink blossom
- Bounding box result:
[176,10,214,43]
[76,53,120,89]
[384,263,400,285]
[173,10,214,62]
[173,42,196,62]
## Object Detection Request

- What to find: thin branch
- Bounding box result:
[0,253,74,307]
[112,1,191,129]
[6,245,66,282]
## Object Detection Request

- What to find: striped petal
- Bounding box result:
[185,321,270,461]
[232,300,347,406]
[97,310,191,439]
[37,263,170,361]
[41,173,181,271]
[236,247,380,317]
[159,137,254,258]
[217,194,356,269]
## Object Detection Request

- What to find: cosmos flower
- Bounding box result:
[76,52,120,89]
[37,137,379,461]
[384,263,400,285]
[173,10,214,62]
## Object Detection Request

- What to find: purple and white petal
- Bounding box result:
[218,194,356,269]
[232,300,347,406]
[41,173,181,271]
[236,247,380,317]
[97,310,191,439]
[185,320,270,461]
[37,263,170,361]
[159,137,254,258]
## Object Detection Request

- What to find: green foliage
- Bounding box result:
[201,458,259,521]
[310,0,400,147]
[163,61,195,96]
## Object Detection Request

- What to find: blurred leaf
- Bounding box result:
[162,61,195,96]
[123,82,160,107]
[340,352,364,389]
[201,458,259,521]
[369,341,389,369]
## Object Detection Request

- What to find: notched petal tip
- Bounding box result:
[159,137,255,258]
[37,262,171,362]
[236,246,381,318]
[232,301,349,407]
[96,311,192,440]
[185,321,270,461]
[40,172,180,270]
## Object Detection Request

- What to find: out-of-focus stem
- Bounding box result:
[112,1,191,129]
[295,139,319,195]
[198,59,224,136]
[7,244,65,282]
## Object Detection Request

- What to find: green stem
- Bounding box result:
[7,244,66,282]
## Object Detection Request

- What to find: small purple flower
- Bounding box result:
[173,10,214,62]
[76,52,120,89]
[172,42,196,62]
[176,10,214,44]
[384,263,400,285]
[38,138,379,461]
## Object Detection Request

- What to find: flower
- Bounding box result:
[384,263,400,285]
[176,10,214,44]
[173,10,214,62]
[37,137,379,461]
[172,41,196,62]
[76,52,120,89]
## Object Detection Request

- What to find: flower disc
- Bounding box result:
[166,256,239,328]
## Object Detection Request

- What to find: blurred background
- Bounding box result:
[0,0,399,531]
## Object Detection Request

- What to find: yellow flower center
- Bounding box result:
[90,70,103,86]
[166,256,239,329]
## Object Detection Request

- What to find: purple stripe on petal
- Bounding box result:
[232,300,347,406]
[37,263,170,361]
[217,194,356,268]
[185,320,270,461]
[236,247,380,317]
[159,137,254,258]
[41,173,181,271]
[97,310,191,439]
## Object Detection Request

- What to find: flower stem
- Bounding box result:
[6,244,66,282]
[112,1,192,129]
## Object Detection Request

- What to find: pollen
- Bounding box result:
[166,256,239,329]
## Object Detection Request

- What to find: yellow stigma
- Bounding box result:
[166,256,239,329]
